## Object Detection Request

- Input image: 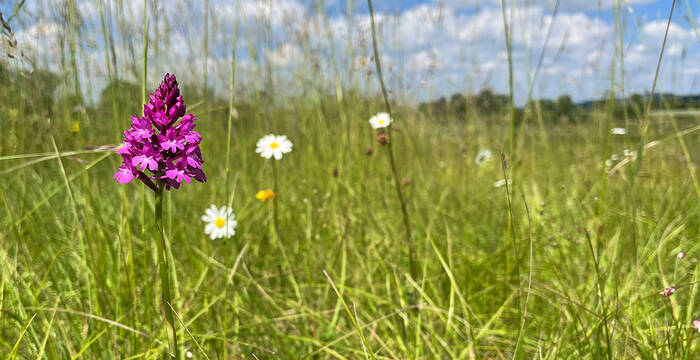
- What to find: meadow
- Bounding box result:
[1,0,700,359]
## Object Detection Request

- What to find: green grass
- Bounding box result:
[1,0,700,358]
[2,97,699,358]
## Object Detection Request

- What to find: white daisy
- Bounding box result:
[475,149,493,166]
[610,127,627,135]
[369,112,392,129]
[256,134,293,160]
[201,205,237,240]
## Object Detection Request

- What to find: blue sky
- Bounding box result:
[5,0,700,104]
[322,1,685,21]
[411,1,676,17]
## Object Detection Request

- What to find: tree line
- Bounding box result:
[418,89,700,123]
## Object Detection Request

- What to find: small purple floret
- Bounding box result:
[114,165,135,184]
[114,73,205,190]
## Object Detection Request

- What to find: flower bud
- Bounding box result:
[661,286,677,297]
[377,131,389,146]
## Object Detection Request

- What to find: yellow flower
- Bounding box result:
[256,189,276,202]
[71,120,80,133]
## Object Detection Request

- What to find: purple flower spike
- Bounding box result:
[114,73,205,190]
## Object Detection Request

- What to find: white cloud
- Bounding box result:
[446,0,658,12]
[528,0,656,12]
[266,43,301,66]
[7,0,699,105]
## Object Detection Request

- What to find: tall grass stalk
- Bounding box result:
[223,0,240,356]
[512,193,534,359]
[272,161,302,301]
[585,228,613,360]
[323,270,376,360]
[203,0,209,95]
[98,0,119,141]
[499,0,516,157]
[366,0,417,283]
[140,0,152,349]
[638,0,676,176]
[598,0,620,221]
[524,0,560,147]
[499,3,524,354]
[66,0,81,108]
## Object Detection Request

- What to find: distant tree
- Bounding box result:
[555,95,573,122]
[450,93,467,119]
[628,93,644,116]
[475,89,496,114]
[98,79,141,118]
[629,93,644,107]
[0,63,59,117]
[538,99,556,118]
[431,96,448,118]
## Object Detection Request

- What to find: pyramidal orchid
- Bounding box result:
[114,74,203,358]
[114,73,205,191]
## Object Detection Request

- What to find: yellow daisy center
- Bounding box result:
[270,142,279,149]
[378,120,384,124]
[215,217,225,228]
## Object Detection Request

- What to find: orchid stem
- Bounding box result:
[155,185,178,358]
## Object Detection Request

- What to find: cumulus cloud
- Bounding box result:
[7,0,699,105]
[442,0,656,12]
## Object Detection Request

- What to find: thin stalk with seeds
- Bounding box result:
[524,0,560,147]
[637,0,676,177]
[500,152,522,344]
[499,0,520,321]
[366,0,416,283]
[500,0,516,157]
[597,0,620,220]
